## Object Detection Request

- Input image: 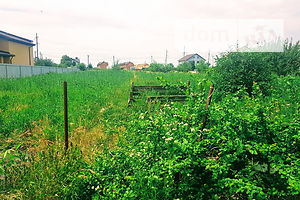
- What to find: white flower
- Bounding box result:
[165,137,173,141]
[191,128,195,132]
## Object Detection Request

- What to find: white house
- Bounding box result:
[178,54,205,65]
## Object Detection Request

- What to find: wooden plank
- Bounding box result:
[129,82,191,105]
[133,91,184,96]
[147,95,198,102]
[133,85,187,91]
[201,84,214,130]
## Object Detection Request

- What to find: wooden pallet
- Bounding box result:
[128,80,191,106]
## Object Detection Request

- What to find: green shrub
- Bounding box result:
[112,64,121,70]
[34,58,56,67]
[147,63,175,73]
[64,78,299,199]
[60,55,78,67]
[214,52,272,97]
[267,40,300,76]
[77,63,87,71]
[177,62,193,72]
[195,60,210,72]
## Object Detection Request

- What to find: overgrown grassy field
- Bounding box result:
[0,70,204,199]
[0,69,299,199]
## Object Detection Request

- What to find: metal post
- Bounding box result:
[63,81,69,152]
[19,66,21,77]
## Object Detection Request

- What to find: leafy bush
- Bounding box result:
[147,63,175,72]
[177,62,193,72]
[267,40,300,76]
[214,52,272,97]
[77,63,87,71]
[112,64,121,70]
[195,60,210,72]
[64,78,299,199]
[34,58,56,67]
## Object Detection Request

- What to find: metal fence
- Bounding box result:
[0,64,79,78]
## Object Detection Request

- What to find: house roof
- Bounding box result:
[97,61,108,66]
[119,62,133,66]
[135,64,149,69]
[0,50,15,57]
[0,30,35,46]
[178,53,205,62]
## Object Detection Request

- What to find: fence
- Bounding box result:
[0,64,79,78]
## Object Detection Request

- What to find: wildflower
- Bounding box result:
[165,137,173,141]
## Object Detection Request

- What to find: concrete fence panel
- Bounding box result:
[32,67,41,75]
[0,65,6,78]
[43,67,50,74]
[21,66,32,77]
[58,68,64,73]
[49,67,56,73]
[7,65,21,78]
[0,64,79,78]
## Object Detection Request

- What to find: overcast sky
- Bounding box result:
[1,0,299,66]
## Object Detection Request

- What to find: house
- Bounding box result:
[97,61,108,69]
[72,57,80,65]
[135,64,150,71]
[178,53,205,66]
[0,30,35,65]
[119,62,134,70]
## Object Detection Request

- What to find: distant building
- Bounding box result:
[135,64,150,71]
[178,54,205,65]
[97,61,108,69]
[72,57,80,65]
[0,30,35,65]
[119,62,134,70]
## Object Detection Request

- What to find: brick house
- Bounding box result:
[119,62,134,70]
[97,61,108,69]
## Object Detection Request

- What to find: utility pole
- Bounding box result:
[35,33,39,59]
[151,56,153,63]
[113,56,115,66]
[183,46,186,57]
[165,49,168,65]
[87,55,90,66]
[207,51,210,64]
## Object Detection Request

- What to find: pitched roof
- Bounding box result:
[0,30,35,46]
[119,62,133,66]
[97,61,108,66]
[178,53,205,62]
[135,64,149,69]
